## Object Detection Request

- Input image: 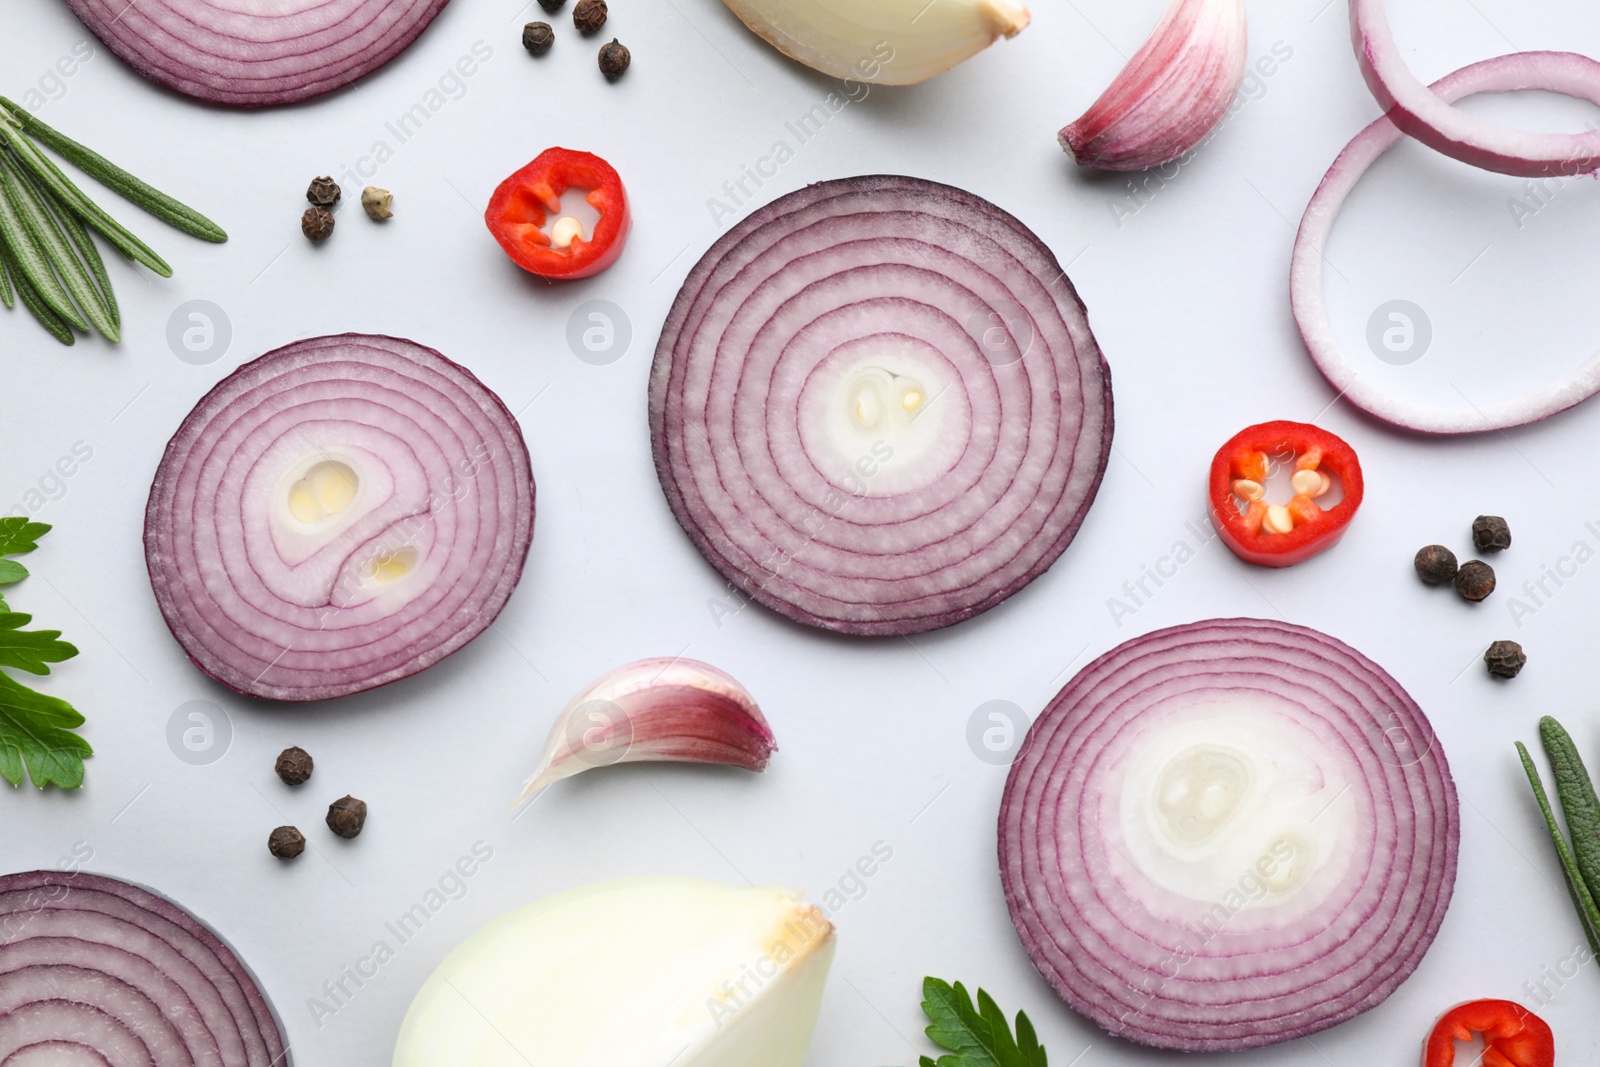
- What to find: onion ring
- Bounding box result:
[999,617,1458,1051]
[650,175,1113,636]
[1350,0,1600,177]
[61,0,452,107]
[1293,52,1600,434]
[144,333,535,702]
[0,870,289,1067]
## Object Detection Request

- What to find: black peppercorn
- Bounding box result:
[306,176,341,207]
[275,746,314,786]
[522,21,555,55]
[268,826,306,859]
[537,0,565,10]
[573,0,606,33]
[1413,544,1458,585]
[301,206,335,243]
[1455,559,1496,602]
[599,38,630,81]
[1473,515,1512,552]
[326,795,368,839]
[1485,639,1527,679]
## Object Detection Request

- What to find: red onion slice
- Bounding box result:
[145,333,535,702]
[62,0,451,107]
[650,175,1113,636]
[0,870,288,1067]
[1294,52,1600,434]
[999,618,1458,1052]
[1350,1,1600,177]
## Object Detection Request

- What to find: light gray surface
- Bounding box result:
[3,0,1600,1063]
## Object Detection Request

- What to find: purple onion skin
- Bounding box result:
[651,175,1114,637]
[145,333,536,703]
[62,0,452,107]
[0,870,290,1066]
[999,618,1459,1052]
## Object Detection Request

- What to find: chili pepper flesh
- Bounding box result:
[485,148,630,280]
[1208,421,1365,568]
[1423,1000,1552,1067]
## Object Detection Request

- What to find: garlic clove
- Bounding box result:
[517,658,775,803]
[1060,0,1247,172]
[722,0,1029,86]
[392,878,836,1067]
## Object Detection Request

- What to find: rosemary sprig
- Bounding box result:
[0,96,225,345]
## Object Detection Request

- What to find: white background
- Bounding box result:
[4,0,1600,1064]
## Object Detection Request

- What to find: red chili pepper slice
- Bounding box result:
[485,147,630,280]
[1423,1000,1553,1067]
[1207,420,1364,568]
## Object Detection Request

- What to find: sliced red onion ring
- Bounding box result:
[0,870,288,1066]
[145,333,535,702]
[999,618,1457,1052]
[1294,52,1600,434]
[62,0,451,106]
[650,175,1113,636]
[1351,1,1600,177]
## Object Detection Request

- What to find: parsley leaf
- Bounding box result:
[0,613,77,674]
[911,978,1047,1067]
[0,671,90,789]
[0,518,89,789]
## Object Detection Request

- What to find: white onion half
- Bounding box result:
[999,618,1458,1051]
[651,175,1114,636]
[144,333,535,702]
[393,878,834,1066]
[62,0,452,107]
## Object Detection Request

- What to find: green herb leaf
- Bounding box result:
[0,614,76,675]
[911,978,1047,1067]
[0,99,227,243]
[0,520,88,789]
[3,125,171,277]
[1517,738,1600,955]
[0,246,12,309]
[0,150,85,330]
[0,670,91,789]
[0,518,51,557]
[1539,716,1600,898]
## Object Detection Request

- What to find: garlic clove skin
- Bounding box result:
[517,658,775,803]
[392,878,836,1067]
[723,0,1030,86]
[1060,0,1247,172]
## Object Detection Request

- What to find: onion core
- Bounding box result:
[144,333,536,702]
[650,175,1113,636]
[999,617,1458,1051]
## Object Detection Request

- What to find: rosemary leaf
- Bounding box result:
[0,251,12,310]
[0,152,86,331]
[1518,740,1600,955]
[39,179,117,333]
[0,98,226,243]
[3,127,170,277]
[0,151,115,341]
[0,239,74,345]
